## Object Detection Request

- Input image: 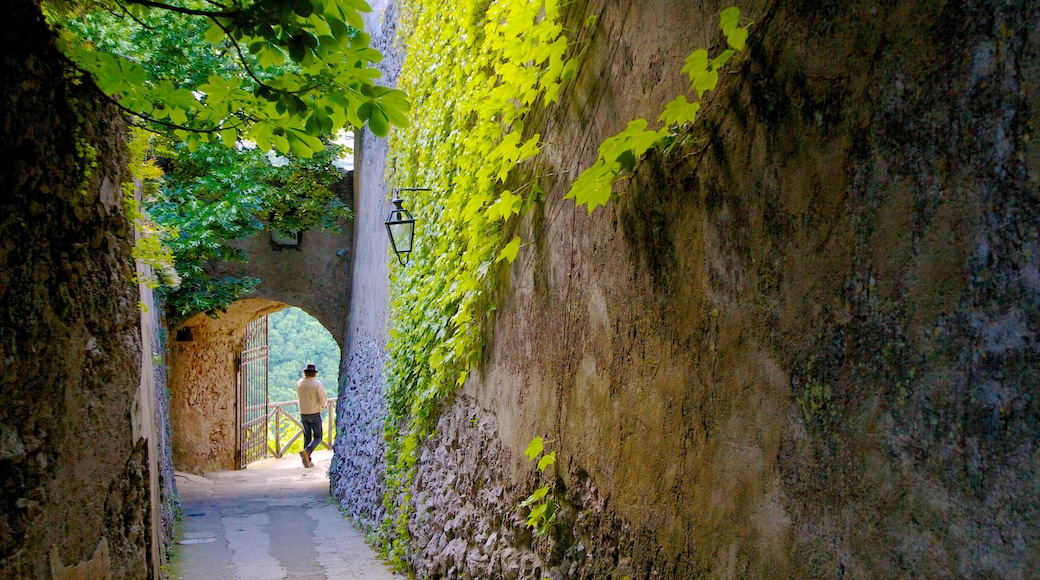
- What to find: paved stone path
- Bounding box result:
[169,450,399,580]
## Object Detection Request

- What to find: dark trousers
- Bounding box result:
[301,413,323,455]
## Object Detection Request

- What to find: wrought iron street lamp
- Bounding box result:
[385,189,425,265]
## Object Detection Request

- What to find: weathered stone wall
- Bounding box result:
[328,0,399,530]
[400,0,1040,577]
[0,0,158,576]
[208,175,355,347]
[138,243,177,564]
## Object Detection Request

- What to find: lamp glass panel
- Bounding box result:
[389,221,414,253]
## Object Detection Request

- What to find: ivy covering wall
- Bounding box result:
[378,0,574,564]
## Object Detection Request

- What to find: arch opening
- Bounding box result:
[264,307,341,463]
[167,298,342,473]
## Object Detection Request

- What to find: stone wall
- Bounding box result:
[0,0,159,575]
[208,175,355,347]
[328,0,400,530]
[398,0,1040,577]
[138,241,177,563]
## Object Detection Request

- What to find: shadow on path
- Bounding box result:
[169,450,399,579]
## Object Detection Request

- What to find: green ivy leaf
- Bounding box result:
[711,49,736,71]
[537,451,556,472]
[524,437,545,461]
[616,150,636,172]
[682,49,709,86]
[485,190,523,221]
[720,6,740,37]
[693,69,719,98]
[517,136,540,161]
[560,58,579,82]
[726,26,748,51]
[498,236,522,263]
[566,161,613,214]
[659,95,701,126]
[527,503,547,524]
[520,485,550,508]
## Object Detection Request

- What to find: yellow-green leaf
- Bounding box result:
[517,135,540,160]
[219,128,237,148]
[659,95,701,126]
[524,437,544,461]
[368,107,389,137]
[519,484,550,508]
[527,503,547,523]
[498,236,522,263]
[271,133,290,155]
[720,7,741,36]
[566,162,613,214]
[711,49,736,71]
[168,107,188,125]
[693,69,719,98]
[727,26,749,51]
[204,21,225,44]
[537,451,556,472]
[485,190,522,222]
[682,49,709,86]
[257,45,286,68]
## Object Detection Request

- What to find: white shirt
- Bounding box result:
[296,376,328,415]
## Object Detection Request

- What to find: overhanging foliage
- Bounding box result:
[45,0,384,321]
[48,0,409,157]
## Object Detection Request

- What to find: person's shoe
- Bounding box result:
[304,450,313,468]
[299,451,309,467]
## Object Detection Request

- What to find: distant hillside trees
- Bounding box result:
[268,307,339,403]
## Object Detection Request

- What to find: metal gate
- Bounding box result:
[237,316,269,468]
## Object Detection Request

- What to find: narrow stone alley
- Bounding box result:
[170,450,399,579]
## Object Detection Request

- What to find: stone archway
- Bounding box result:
[167,298,286,473]
[204,175,355,348]
[168,298,346,473]
[166,175,355,473]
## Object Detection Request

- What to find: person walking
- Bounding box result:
[296,363,328,468]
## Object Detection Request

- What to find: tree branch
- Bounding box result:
[123,0,241,18]
[114,0,159,30]
[206,16,276,92]
[207,18,322,98]
[94,88,253,135]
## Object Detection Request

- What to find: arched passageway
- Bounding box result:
[165,179,354,474]
[167,298,341,473]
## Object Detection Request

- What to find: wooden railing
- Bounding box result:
[245,398,337,459]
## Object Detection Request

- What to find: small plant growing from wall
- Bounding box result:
[520,436,558,537]
[565,7,750,213]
